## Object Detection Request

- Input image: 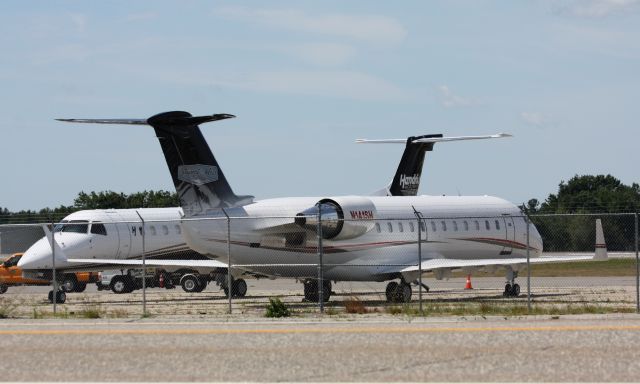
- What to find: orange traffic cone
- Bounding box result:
[464,274,473,290]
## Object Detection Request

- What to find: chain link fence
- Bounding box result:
[0,212,638,318]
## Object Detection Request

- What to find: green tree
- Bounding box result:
[529,175,639,252]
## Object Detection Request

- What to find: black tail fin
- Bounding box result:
[388,134,442,196]
[147,111,253,216]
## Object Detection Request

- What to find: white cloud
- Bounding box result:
[553,0,640,18]
[437,85,477,108]
[211,70,408,101]
[213,6,407,45]
[521,112,552,126]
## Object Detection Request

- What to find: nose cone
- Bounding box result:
[529,222,544,256]
[19,237,57,270]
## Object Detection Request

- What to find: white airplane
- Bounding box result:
[20,111,607,303]
[18,129,465,298]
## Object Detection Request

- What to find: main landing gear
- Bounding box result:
[222,277,247,298]
[303,279,331,302]
[503,269,520,297]
[385,280,413,303]
[48,289,66,304]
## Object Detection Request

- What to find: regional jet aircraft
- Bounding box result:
[19,129,476,298]
[20,111,606,303]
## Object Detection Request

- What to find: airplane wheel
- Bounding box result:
[320,280,331,302]
[233,279,247,297]
[303,279,318,302]
[56,290,66,304]
[74,282,87,293]
[503,283,512,297]
[0,283,7,294]
[48,290,53,302]
[181,275,200,293]
[194,279,207,292]
[511,284,520,297]
[395,283,412,303]
[385,282,399,302]
[61,275,77,293]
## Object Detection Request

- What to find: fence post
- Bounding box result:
[51,219,57,314]
[221,210,232,314]
[135,212,147,317]
[412,207,423,315]
[526,215,531,312]
[635,213,638,314]
[317,203,324,314]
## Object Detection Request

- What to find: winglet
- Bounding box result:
[594,219,608,260]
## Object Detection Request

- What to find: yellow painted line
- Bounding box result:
[1,324,640,336]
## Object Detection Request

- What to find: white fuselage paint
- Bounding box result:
[19,195,543,282]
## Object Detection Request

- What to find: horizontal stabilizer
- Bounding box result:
[56,113,235,126]
[356,133,512,144]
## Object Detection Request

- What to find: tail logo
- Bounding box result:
[399,174,421,190]
[178,164,219,186]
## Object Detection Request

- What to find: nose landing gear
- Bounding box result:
[503,269,521,297]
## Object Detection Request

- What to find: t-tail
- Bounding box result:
[357,133,512,196]
[57,111,253,216]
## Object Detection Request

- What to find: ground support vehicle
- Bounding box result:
[0,253,98,303]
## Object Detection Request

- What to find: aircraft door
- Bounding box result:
[88,220,117,258]
[501,216,515,255]
[112,213,133,259]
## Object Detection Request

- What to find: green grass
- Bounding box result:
[451,258,637,278]
[384,302,635,317]
[0,299,18,318]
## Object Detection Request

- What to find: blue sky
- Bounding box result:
[1,0,638,211]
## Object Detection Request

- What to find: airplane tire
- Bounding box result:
[395,283,412,303]
[74,282,87,293]
[232,279,247,297]
[503,284,512,297]
[385,282,399,302]
[48,290,66,303]
[0,283,7,294]
[321,280,331,302]
[511,283,520,297]
[303,279,318,301]
[56,290,66,304]
[61,275,77,293]
[181,275,200,293]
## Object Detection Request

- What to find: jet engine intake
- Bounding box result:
[294,197,377,240]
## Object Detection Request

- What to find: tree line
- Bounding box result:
[521,175,639,252]
[0,190,179,224]
[1,175,639,251]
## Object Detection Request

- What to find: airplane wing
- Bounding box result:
[398,254,597,274]
[66,258,228,269]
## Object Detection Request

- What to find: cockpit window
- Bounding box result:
[54,220,89,234]
[90,223,107,236]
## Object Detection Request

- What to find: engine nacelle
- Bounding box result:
[294,196,377,240]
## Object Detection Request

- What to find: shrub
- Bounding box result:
[265,297,290,318]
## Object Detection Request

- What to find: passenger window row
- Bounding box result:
[375,219,505,233]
